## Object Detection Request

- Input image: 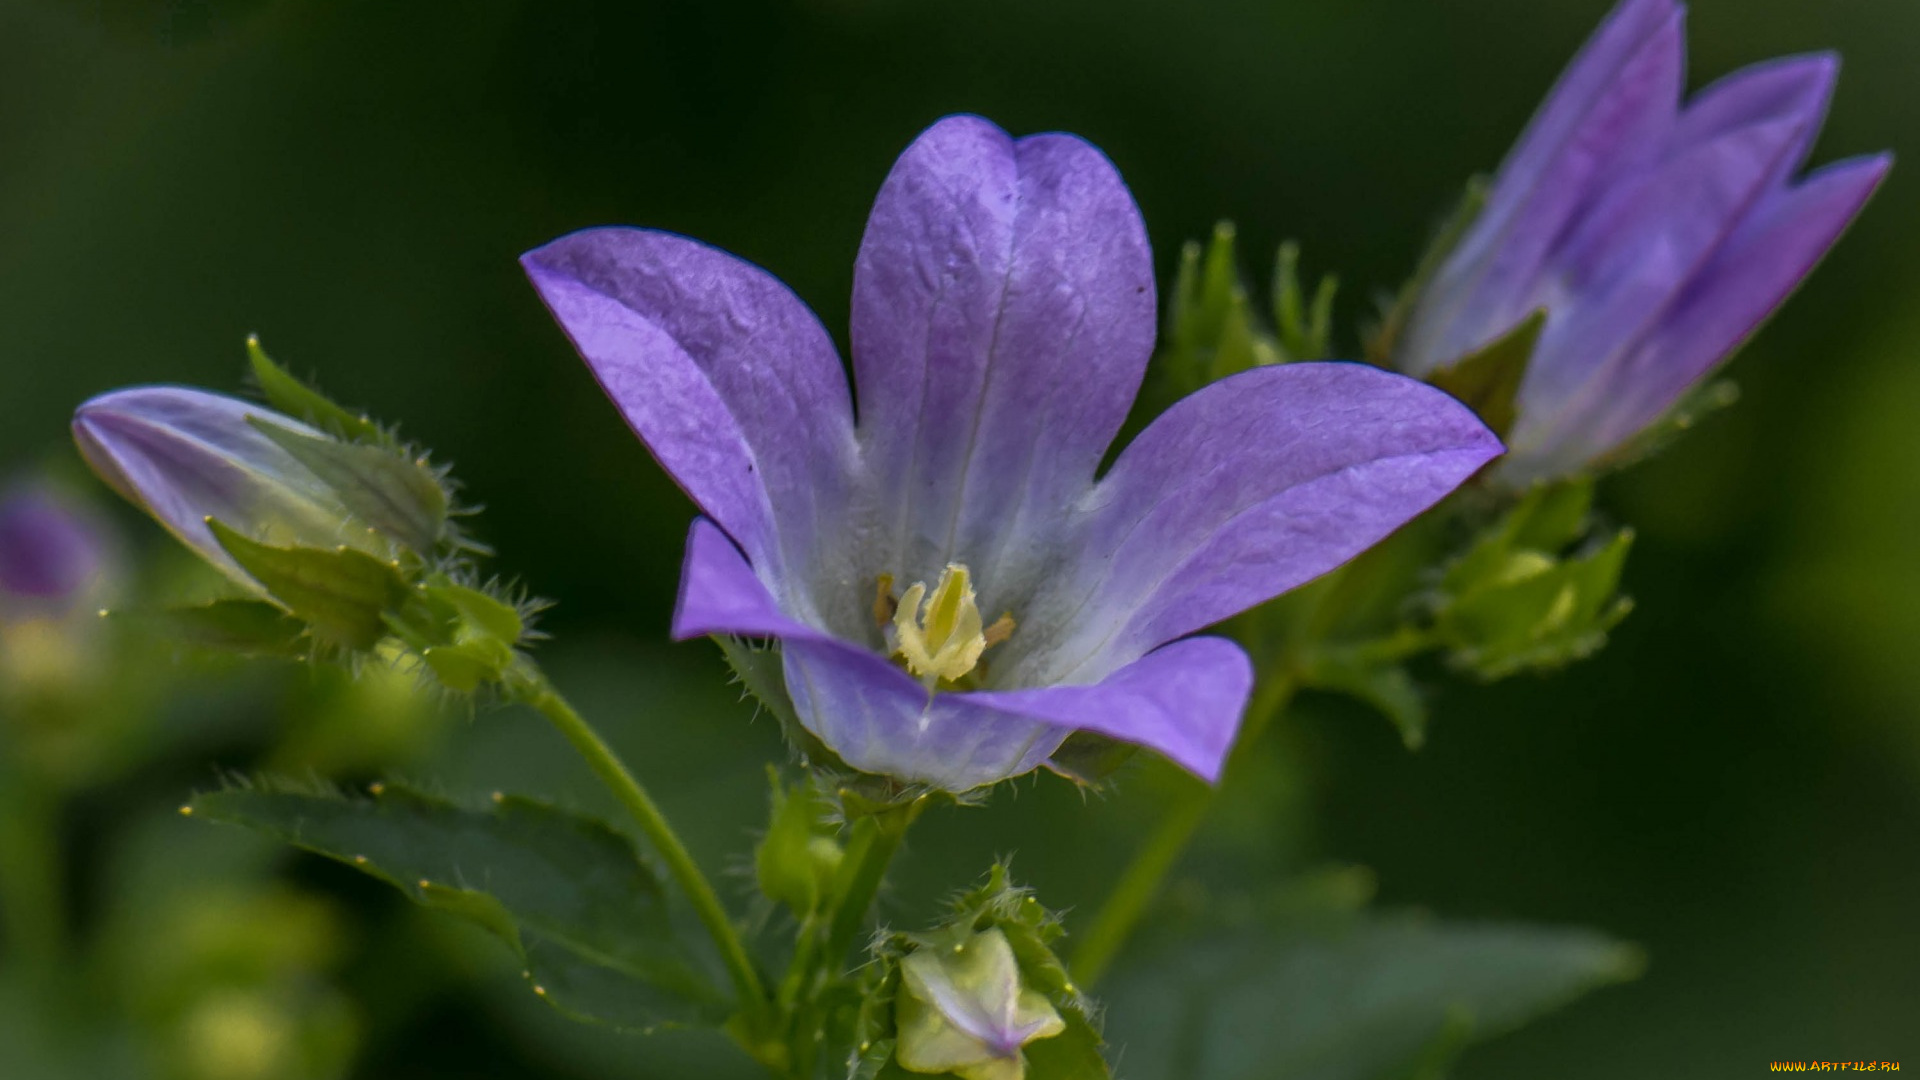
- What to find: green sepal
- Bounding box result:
[246,335,383,444]
[393,578,528,691]
[112,598,309,657]
[1427,309,1545,439]
[1366,176,1490,367]
[756,768,843,918]
[1164,222,1284,393]
[206,520,409,651]
[1433,480,1635,679]
[188,779,729,1031]
[1271,241,1338,363]
[1099,903,1642,1080]
[249,417,448,555]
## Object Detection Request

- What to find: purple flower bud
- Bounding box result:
[0,485,110,613]
[72,386,382,591]
[1395,0,1890,484]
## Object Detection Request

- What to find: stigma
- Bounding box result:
[887,564,1014,688]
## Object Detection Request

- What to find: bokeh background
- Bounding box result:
[2,0,1916,1075]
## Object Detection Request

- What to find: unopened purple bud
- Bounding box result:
[72,386,381,590]
[0,486,109,611]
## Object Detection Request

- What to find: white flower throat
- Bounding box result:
[878,564,1015,688]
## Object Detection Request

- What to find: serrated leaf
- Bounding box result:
[189,782,728,1029]
[1427,309,1543,439]
[116,599,308,657]
[250,417,447,553]
[247,335,382,443]
[1101,913,1641,1080]
[207,520,407,650]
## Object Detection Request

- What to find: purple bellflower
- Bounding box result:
[524,115,1501,792]
[72,387,379,591]
[1395,0,1889,485]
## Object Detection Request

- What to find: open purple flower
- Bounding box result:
[524,115,1500,791]
[1395,0,1890,485]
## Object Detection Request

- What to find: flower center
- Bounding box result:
[879,564,1015,689]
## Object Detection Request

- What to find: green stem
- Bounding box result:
[515,667,771,1031]
[1069,673,1298,988]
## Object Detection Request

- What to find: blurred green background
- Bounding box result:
[1,0,1915,1075]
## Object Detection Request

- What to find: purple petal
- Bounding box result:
[673,518,1252,787]
[522,229,857,584]
[1671,53,1836,181]
[72,387,358,588]
[673,517,1067,788]
[1030,363,1499,684]
[1537,152,1891,474]
[849,115,1155,609]
[970,636,1252,782]
[1514,111,1813,439]
[1403,0,1684,371]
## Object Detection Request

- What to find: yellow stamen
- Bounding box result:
[892,564,990,685]
[982,613,1016,649]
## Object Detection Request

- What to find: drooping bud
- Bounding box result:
[72,386,384,591]
[894,927,1064,1080]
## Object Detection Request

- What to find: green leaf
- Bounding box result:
[1427,309,1544,439]
[114,599,308,657]
[207,520,408,650]
[189,781,728,1030]
[250,417,447,554]
[246,334,382,444]
[1101,913,1642,1080]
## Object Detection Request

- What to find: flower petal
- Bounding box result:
[675,518,1254,787]
[970,636,1252,783]
[522,228,856,587]
[1512,112,1814,453]
[1026,363,1499,685]
[1538,152,1891,475]
[1402,0,1684,372]
[849,115,1155,613]
[1670,53,1836,182]
[672,517,1067,789]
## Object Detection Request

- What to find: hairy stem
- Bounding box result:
[1069,673,1299,988]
